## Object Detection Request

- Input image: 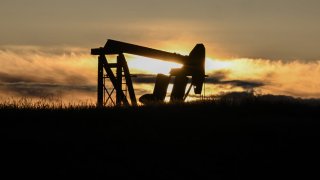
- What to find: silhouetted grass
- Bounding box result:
[1,92,319,110]
[1,93,320,179]
[0,97,97,110]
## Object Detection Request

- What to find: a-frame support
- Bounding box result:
[97,54,137,107]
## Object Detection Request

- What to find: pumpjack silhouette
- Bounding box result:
[91,39,206,106]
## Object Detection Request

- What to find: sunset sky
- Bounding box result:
[1,0,320,103]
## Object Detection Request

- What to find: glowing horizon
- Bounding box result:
[0,44,319,104]
[1,0,320,103]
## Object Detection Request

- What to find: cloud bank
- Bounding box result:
[0,46,319,104]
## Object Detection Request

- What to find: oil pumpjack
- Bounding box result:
[91,39,206,107]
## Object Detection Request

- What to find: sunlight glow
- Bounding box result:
[126,55,238,75]
[127,55,182,74]
[205,57,234,71]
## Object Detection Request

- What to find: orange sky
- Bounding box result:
[0,0,320,103]
[0,46,319,104]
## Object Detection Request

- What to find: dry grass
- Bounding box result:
[0,97,96,110]
[0,92,319,110]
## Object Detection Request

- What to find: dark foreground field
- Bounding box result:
[1,95,320,179]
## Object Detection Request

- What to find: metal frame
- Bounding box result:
[92,40,207,107]
[96,54,137,107]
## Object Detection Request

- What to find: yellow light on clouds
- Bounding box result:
[127,56,236,75]
[127,55,182,74]
[205,57,233,71]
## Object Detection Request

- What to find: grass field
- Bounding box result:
[1,93,320,179]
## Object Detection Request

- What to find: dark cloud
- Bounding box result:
[206,70,231,83]
[0,72,40,83]
[0,82,95,98]
[132,74,156,84]
[131,73,264,90]
[204,78,264,90]
[218,80,264,89]
[207,70,264,89]
[0,71,91,85]
[62,74,91,85]
[209,70,230,80]
[0,70,94,98]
